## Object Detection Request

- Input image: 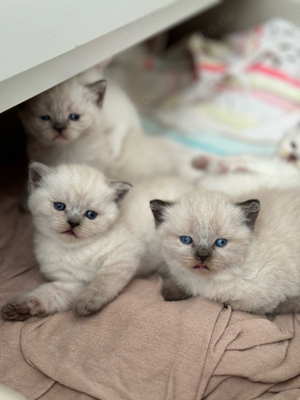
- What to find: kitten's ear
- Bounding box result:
[29,162,52,191]
[150,199,174,227]
[86,80,107,108]
[235,199,260,230]
[109,181,132,205]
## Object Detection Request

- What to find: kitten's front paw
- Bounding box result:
[192,155,210,170]
[74,291,106,316]
[162,280,190,302]
[1,295,46,321]
[192,155,229,174]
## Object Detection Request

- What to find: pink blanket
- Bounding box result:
[1,197,300,400]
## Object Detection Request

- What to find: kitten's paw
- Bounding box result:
[74,291,106,316]
[192,155,210,170]
[1,295,46,321]
[192,155,229,174]
[162,280,190,302]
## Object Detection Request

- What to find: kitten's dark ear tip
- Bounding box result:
[150,199,174,227]
[246,199,260,210]
[110,181,132,205]
[86,79,107,107]
[29,162,51,190]
[150,199,166,207]
[236,199,260,230]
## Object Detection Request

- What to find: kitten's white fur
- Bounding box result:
[1,163,193,320]
[277,124,300,167]
[19,68,180,183]
[192,124,300,191]
[155,186,300,314]
[19,70,140,167]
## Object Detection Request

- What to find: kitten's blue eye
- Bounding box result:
[69,114,80,121]
[40,115,51,121]
[85,210,97,220]
[291,141,297,149]
[215,238,227,247]
[180,236,193,245]
[54,202,66,211]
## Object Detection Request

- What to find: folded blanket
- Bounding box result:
[149,18,300,154]
[1,197,300,400]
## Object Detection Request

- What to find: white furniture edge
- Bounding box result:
[0,0,219,113]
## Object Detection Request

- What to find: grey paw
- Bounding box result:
[162,280,190,302]
[1,295,43,321]
[74,292,106,316]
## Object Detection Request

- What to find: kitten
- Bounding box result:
[19,72,140,167]
[192,122,300,178]
[150,187,300,314]
[1,163,193,320]
[277,123,300,167]
[19,72,178,183]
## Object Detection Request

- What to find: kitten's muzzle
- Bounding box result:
[195,248,211,263]
[287,153,298,162]
[53,123,67,133]
[68,220,80,229]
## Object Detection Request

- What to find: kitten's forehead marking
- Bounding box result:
[67,207,83,218]
[198,237,209,246]
[54,111,66,122]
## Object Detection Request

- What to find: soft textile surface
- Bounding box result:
[1,197,300,400]
[145,19,300,156]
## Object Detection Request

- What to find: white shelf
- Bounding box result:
[0,0,219,113]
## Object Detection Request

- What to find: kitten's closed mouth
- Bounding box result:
[62,229,77,237]
[54,133,67,141]
[194,264,209,270]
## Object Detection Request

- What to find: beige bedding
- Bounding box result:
[1,196,300,400]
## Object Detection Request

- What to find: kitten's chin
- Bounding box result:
[53,134,69,144]
[60,233,78,243]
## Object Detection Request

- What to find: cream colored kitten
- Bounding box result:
[19,72,178,183]
[1,163,193,320]
[151,187,300,314]
[192,123,300,178]
[277,123,300,167]
[19,73,140,167]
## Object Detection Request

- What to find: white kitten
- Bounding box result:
[151,187,300,314]
[277,123,300,167]
[192,123,300,182]
[19,70,141,167]
[19,72,181,183]
[1,163,193,320]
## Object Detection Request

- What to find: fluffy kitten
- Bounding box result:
[192,123,300,180]
[19,72,179,183]
[150,187,300,314]
[1,163,193,320]
[277,123,300,167]
[19,72,140,167]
